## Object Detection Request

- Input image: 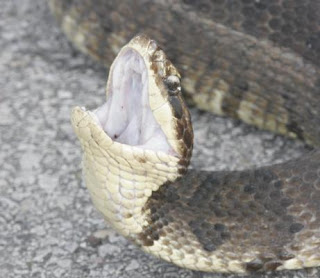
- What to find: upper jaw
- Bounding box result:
[71,35,193,168]
[90,46,177,156]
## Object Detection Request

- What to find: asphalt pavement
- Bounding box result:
[0,1,316,277]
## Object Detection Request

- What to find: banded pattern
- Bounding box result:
[49,0,320,144]
[141,150,320,272]
[49,0,320,273]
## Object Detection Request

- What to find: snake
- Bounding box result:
[49,0,320,273]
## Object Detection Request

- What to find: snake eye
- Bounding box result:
[164,75,181,95]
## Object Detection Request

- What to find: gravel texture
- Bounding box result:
[0,1,318,277]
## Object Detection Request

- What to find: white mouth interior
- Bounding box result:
[93,49,172,153]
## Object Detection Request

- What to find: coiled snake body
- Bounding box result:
[50,0,320,273]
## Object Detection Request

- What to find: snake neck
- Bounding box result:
[71,36,192,238]
[70,34,320,273]
[71,98,185,237]
[79,122,182,238]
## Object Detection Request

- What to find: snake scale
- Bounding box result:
[49,0,320,273]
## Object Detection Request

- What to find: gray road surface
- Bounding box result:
[0,1,318,277]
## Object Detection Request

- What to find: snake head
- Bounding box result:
[71,34,193,179]
[121,34,193,168]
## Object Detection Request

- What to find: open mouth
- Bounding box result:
[91,48,174,154]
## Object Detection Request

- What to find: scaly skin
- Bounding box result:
[50,0,320,144]
[48,0,320,273]
[71,35,320,273]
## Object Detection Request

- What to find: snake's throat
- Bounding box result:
[93,48,176,156]
[71,35,199,270]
